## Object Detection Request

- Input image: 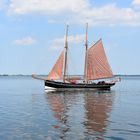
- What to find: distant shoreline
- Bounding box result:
[0,74,140,76]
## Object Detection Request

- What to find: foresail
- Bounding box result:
[47,51,64,80]
[87,39,113,80]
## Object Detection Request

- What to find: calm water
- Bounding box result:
[0,76,140,140]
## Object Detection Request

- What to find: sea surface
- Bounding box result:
[0,76,140,140]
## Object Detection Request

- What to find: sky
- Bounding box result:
[0,0,140,75]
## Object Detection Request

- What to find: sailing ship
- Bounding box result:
[33,24,118,91]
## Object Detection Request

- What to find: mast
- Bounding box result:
[63,25,69,82]
[84,23,88,83]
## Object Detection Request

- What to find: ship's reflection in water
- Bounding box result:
[46,90,114,139]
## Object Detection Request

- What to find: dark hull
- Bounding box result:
[45,80,115,90]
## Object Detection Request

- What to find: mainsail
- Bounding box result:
[47,51,64,80]
[87,39,113,80]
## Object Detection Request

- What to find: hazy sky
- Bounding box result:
[0,0,140,75]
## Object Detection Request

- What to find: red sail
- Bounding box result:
[87,39,113,80]
[47,51,64,80]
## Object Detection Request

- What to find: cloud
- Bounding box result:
[51,34,85,50]
[67,4,138,26]
[8,0,88,15]
[5,0,140,26]
[132,0,140,6]
[0,0,5,10]
[13,36,36,46]
[132,0,140,9]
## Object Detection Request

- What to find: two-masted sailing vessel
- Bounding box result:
[33,24,117,91]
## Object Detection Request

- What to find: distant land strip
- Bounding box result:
[0,74,140,76]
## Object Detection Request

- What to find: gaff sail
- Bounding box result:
[47,51,64,80]
[87,39,113,80]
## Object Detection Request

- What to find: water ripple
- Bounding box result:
[0,76,140,139]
